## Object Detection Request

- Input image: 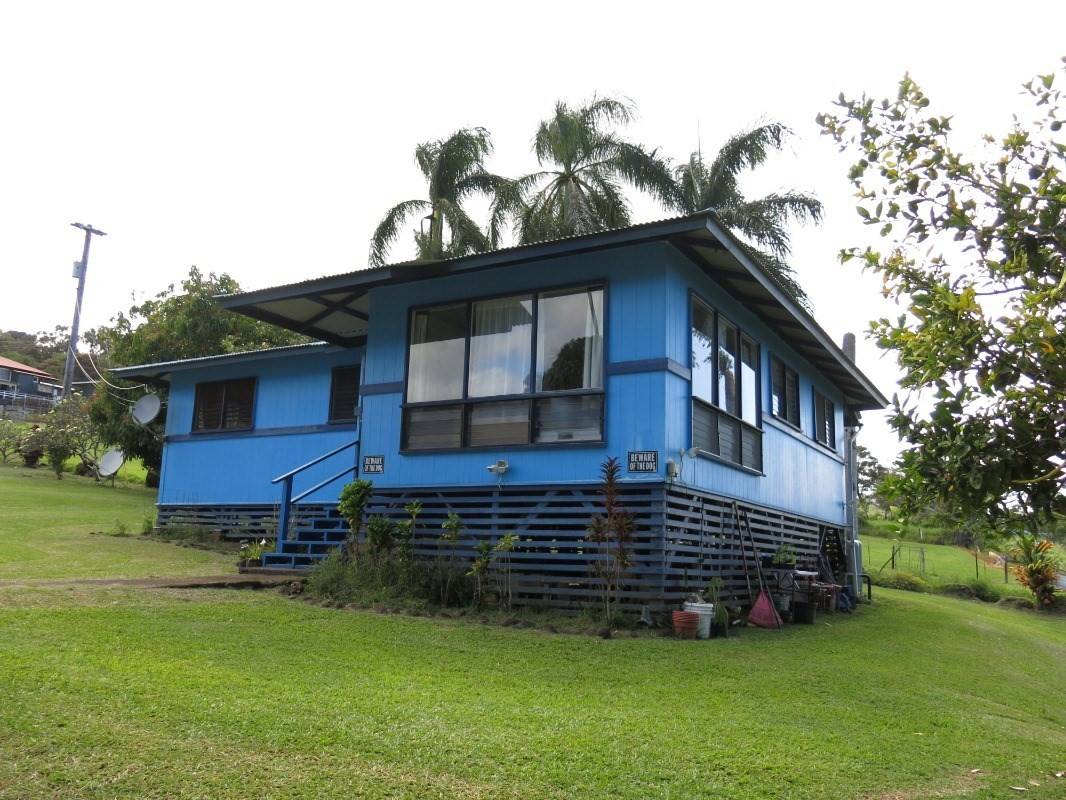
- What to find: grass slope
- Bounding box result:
[863,534,1031,598]
[0,465,1064,798]
[0,586,1064,799]
[0,463,233,580]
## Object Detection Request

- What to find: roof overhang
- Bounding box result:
[110,342,339,384]
[213,211,888,411]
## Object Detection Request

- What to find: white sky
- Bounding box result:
[2,1,1063,465]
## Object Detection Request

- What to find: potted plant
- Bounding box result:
[238,538,271,572]
[705,578,730,638]
[772,544,797,570]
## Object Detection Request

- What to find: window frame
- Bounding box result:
[400,280,608,453]
[689,292,763,474]
[327,364,362,424]
[191,376,257,433]
[812,388,837,451]
[769,354,801,431]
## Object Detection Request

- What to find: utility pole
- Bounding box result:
[62,223,107,397]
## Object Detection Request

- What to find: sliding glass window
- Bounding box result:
[403,285,605,450]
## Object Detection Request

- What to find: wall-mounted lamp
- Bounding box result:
[487,459,509,488]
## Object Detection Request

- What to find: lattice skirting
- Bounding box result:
[156,504,279,540]
[156,484,843,610]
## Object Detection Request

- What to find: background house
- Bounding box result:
[0,356,59,416]
[114,211,886,608]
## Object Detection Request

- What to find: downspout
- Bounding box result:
[841,333,862,599]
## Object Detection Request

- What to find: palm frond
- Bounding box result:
[705,122,791,198]
[369,199,431,267]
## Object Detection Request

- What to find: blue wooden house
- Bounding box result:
[113,211,886,608]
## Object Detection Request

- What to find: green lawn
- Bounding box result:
[0,467,1064,799]
[863,533,1031,598]
[0,462,233,580]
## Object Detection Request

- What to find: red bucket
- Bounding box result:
[672,610,700,639]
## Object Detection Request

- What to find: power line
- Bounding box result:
[83,346,145,391]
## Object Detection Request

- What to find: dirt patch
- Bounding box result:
[0,574,294,590]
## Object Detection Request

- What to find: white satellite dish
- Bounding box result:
[131,393,162,426]
[98,449,125,478]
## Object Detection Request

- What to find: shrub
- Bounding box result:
[337,479,373,559]
[871,571,931,593]
[587,457,635,625]
[0,419,21,463]
[1010,535,1060,607]
[18,426,44,468]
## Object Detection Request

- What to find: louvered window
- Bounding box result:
[814,390,836,450]
[690,296,762,472]
[770,356,801,428]
[328,366,360,423]
[193,378,255,432]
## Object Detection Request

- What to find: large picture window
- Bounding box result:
[193,377,255,432]
[403,285,605,450]
[690,296,762,472]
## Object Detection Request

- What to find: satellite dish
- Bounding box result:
[98,449,125,478]
[131,393,162,426]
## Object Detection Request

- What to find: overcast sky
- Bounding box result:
[2,1,1063,464]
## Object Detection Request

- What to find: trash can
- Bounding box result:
[682,601,715,639]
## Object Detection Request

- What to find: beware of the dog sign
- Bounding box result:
[627,450,658,472]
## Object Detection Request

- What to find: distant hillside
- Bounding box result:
[0,329,67,378]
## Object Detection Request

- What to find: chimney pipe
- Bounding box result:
[842,332,856,362]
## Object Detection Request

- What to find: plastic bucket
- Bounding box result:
[683,602,715,640]
[672,610,700,639]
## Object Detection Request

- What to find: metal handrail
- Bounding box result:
[271,438,359,484]
[291,464,358,504]
[272,431,359,553]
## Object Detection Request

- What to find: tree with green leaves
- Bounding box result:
[818,63,1066,530]
[671,123,823,303]
[87,267,305,478]
[370,128,505,267]
[500,97,678,244]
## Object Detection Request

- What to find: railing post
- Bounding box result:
[276,476,293,552]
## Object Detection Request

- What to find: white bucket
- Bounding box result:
[683,601,715,640]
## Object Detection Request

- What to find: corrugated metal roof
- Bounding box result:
[122,211,887,411]
[0,356,53,380]
[110,342,335,380]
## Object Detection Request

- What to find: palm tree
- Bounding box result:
[672,123,823,304]
[498,97,678,244]
[370,128,504,267]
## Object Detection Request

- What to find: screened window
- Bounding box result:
[193,378,255,432]
[328,366,361,423]
[770,356,800,428]
[814,390,836,449]
[690,296,762,472]
[403,285,605,450]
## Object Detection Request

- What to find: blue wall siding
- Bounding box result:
[159,347,363,505]
[156,241,855,524]
[357,243,671,488]
[661,248,847,523]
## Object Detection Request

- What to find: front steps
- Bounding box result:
[261,504,347,570]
